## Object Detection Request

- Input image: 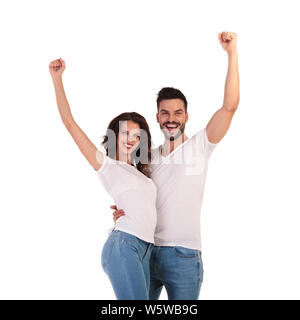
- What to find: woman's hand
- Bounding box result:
[49,57,66,81]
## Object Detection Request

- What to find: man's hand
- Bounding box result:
[110,205,125,224]
[49,57,66,81]
[218,31,237,54]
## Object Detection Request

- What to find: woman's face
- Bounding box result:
[117,120,141,157]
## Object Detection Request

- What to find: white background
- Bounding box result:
[0,0,299,299]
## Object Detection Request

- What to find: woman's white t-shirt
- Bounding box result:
[96,154,157,243]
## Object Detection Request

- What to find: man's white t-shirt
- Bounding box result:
[96,154,157,243]
[150,127,218,251]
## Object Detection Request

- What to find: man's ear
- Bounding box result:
[185,112,189,122]
[156,112,159,123]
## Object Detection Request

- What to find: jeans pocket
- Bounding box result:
[101,237,115,271]
[141,243,153,263]
[173,246,199,258]
[197,255,204,282]
[121,231,138,244]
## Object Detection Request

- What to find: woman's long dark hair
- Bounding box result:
[101,112,152,178]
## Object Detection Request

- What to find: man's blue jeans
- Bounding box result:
[149,245,203,300]
[101,230,153,300]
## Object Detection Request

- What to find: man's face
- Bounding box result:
[156,98,188,141]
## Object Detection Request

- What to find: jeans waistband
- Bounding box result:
[110,230,153,247]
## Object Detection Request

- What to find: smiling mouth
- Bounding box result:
[124,143,134,149]
[165,124,179,132]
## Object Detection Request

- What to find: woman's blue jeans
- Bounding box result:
[101,230,153,300]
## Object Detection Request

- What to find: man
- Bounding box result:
[111,31,240,299]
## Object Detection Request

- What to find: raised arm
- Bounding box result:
[49,58,104,171]
[206,31,240,144]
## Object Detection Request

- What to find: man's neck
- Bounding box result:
[160,133,189,157]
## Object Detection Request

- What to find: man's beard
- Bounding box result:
[160,122,186,141]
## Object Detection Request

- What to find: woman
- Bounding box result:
[49,58,157,300]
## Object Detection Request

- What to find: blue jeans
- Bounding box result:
[101,230,153,300]
[149,245,203,300]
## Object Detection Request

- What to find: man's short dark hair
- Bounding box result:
[156,87,188,112]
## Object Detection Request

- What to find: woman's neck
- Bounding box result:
[116,151,132,165]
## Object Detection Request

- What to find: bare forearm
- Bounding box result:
[223,50,240,111]
[52,76,75,124]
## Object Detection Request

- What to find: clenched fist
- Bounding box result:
[218,31,237,54]
[49,57,66,80]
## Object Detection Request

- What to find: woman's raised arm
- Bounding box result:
[49,58,103,171]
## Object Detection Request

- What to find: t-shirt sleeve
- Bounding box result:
[194,127,218,159]
[95,154,124,196]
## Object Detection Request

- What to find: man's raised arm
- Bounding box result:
[206,31,240,144]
